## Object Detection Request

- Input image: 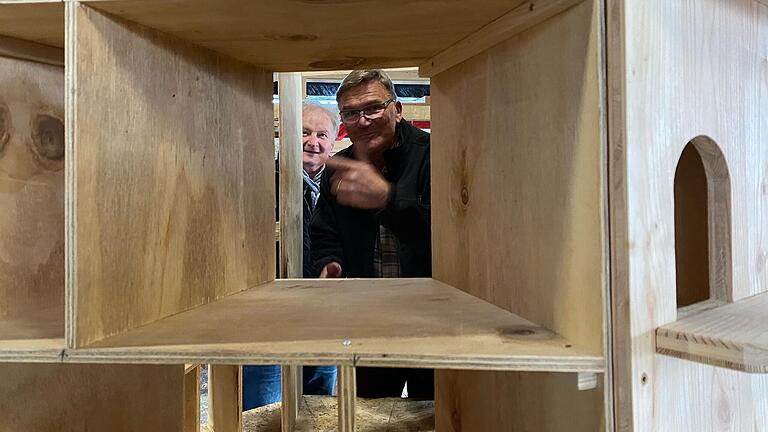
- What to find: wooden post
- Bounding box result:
[208,365,242,432]
[278,72,303,432]
[184,365,201,432]
[337,365,356,432]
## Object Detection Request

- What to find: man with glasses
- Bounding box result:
[310,69,433,398]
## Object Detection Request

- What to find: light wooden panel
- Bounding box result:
[69,4,275,347]
[0,2,64,48]
[0,363,184,431]
[657,291,768,373]
[208,365,242,432]
[0,56,64,343]
[65,279,603,372]
[81,0,528,71]
[612,0,768,429]
[419,0,583,77]
[337,365,356,432]
[185,364,201,432]
[430,1,606,430]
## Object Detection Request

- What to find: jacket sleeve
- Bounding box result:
[309,170,344,276]
[378,147,431,242]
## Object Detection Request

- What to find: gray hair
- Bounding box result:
[302,102,339,139]
[335,69,397,105]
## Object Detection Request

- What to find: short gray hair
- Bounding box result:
[335,69,397,105]
[302,102,339,140]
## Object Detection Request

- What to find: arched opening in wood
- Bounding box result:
[674,136,732,311]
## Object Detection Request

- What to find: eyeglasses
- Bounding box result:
[339,99,396,124]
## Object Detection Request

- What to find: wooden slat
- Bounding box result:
[278,72,303,432]
[208,365,242,432]
[68,4,275,347]
[280,365,299,432]
[0,53,65,349]
[65,279,603,372]
[337,365,356,432]
[185,364,202,432]
[0,1,64,48]
[656,292,768,373]
[430,1,606,430]
[0,35,63,66]
[419,0,583,77]
[81,0,529,71]
[0,363,184,431]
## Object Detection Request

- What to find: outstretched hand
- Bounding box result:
[327,157,390,210]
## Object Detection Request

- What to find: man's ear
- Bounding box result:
[394,100,403,122]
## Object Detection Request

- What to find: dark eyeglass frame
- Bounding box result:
[339,98,396,124]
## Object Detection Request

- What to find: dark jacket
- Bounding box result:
[310,120,431,278]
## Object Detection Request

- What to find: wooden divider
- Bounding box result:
[430,1,607,430]
[67,3,275,348]
[610,0,768,429]
[185,364,202,432]
[208,365,242,432]
[0,363,184,431]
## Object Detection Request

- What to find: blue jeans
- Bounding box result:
[242,365,337,410]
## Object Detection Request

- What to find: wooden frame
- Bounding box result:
[1,0,767,431]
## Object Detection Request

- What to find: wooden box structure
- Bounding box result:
[0,0,765,431]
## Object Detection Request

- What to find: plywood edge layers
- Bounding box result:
[64,0,77,350]
[71,4,275,347]
[0,34,64,66]
[656,292,768,374]
[419,0,584,77]
[605,0,631,430]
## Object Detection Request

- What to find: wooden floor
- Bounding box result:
[238,396,434,432]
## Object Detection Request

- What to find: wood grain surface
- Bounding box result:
[81,0,528,71]
[610,0,768,430]
[430,1,607,430]
[0,363,184,432]
[66,279,603,372]
[69,4,275,347]
[0,56,65,346]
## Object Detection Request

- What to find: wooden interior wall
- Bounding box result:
[68,4,275,347]
[674,143,711,307]
[615,0,768,429]
[0,55,64,336]
[0,363,184,431]
[431,1,606,430]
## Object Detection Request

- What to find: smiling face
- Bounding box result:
[302,108,336,178]
[337,81,402,160]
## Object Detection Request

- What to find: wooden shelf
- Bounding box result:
[0,305,65,362]
[0,2,64,48]
[656,292,768,373]
[81,0,525,71]
[67,279,603,372]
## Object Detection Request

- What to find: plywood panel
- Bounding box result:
[69,4,275,347]
[65,279,603,372]
[208,365,242,432]
[0,56,64,341]
[613,0,768,429]
[81,0,528,71]
[0,363,184,432]
[431,0,606,430]
[0,2,64,48]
